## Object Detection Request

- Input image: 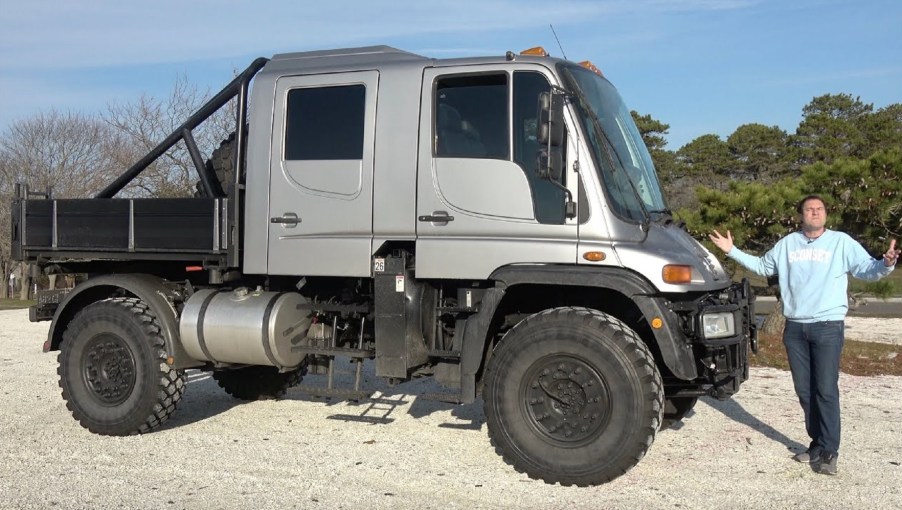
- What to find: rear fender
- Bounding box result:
[45,274,203,369]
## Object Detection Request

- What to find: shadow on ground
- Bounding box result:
[701,396,806,455]
[159,363,485,432]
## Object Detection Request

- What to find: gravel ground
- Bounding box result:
[845,316,902,345]
[1,308,900,510]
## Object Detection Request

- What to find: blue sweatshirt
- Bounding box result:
[728,230,893,322]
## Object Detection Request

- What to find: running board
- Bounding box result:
[291,345,374,358]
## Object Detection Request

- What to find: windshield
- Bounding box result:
[559,64,667,223]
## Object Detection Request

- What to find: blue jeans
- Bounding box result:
[783,320,845,457]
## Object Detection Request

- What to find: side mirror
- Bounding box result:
[537,147,564,182]
[537,91,565,147]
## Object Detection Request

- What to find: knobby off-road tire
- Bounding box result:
[58,297,186,435]
[483,307,663,486]
[194,132,235,197]
[212,362,308,401]
[660,397,699,430]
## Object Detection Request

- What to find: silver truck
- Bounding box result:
[10,45,755,486]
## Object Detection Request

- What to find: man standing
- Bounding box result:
[709,195,899,475]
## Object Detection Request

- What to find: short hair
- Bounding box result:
[797,195,827,214]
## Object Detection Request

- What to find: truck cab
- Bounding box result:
[246,47,727,286]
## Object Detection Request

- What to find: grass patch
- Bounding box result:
[752,332,902,376]
[0,298,34,310]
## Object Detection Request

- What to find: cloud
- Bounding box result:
[0,0,770,136]
[0,73,137,129]
[0,0,758,70]
[652,0,759,10]
[0,1,578,69]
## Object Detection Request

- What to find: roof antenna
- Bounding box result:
[550,24,567,60]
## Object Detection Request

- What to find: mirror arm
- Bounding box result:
[547,179,576,219]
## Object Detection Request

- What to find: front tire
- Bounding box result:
[58,297,186,435]
[483,307,663,486]
[661,397,698,430]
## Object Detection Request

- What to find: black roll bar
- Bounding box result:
[95,57,269,199]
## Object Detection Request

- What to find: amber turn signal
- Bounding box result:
[582,251,606,262]
[651,317,663,329]
[662,264,692,284]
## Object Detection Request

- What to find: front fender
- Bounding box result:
[487,265,699,380]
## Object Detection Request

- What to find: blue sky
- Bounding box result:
[1,0,899,149]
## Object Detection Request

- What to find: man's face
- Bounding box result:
[800,199,827,231]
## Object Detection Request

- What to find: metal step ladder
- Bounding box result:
[291,315,373,400]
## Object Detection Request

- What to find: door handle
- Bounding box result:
[271,213,301,226]
[418,212,455,224]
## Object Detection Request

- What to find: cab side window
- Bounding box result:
[285,85,365,160]
[435,74,508,159]
[513,72,567,225]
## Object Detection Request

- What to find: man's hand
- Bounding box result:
[709,229,734,254]
[883,239,900,267]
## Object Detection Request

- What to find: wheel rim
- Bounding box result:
[81,334,137,405]
[521,355,612,446]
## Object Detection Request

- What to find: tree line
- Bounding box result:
[633,93,902,293]
[0,77,234,298]
[1,75,899,299]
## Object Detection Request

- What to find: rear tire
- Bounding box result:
[212,363,307,401]
[58,297,186,435]
[483,307,663,486]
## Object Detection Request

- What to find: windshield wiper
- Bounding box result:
[648,209,688,230]
[563,69,649,229]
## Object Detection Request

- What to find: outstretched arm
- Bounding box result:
[849,238,898,280]
[708,229,734,254]
[883,239,900,267]
[709,229,778,277]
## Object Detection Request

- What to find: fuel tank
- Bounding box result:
[179,287,311,368]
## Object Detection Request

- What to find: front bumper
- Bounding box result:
[672,278,757,399]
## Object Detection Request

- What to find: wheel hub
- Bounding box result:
[83,336,136,405]
[525,357,611,443]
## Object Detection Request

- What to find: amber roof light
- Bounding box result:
[520,46,549,56]
[578,60,603,76]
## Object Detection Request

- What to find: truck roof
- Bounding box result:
[264,45,567,76]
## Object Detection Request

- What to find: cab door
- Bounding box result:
[415,66,580,279]
[267,71,378,276]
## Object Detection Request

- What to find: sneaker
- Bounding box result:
[816,453,838,475]
[792,450,820,463]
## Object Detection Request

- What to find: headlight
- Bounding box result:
[702,312,736,339]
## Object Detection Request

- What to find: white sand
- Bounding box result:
[845,316,902,345]
[0,308,899,509]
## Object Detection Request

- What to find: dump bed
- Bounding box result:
[12,192,229,265]
[9,59,269,270]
